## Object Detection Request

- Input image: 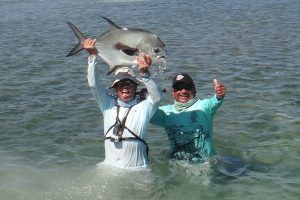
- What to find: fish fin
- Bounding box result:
[107,65,122,75]
[66,43,84,57]
[102,16,122,29]
[66,21,87,57]
[115,42,139,56]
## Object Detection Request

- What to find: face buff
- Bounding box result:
[117,96,139,108]
[174,97,198,112]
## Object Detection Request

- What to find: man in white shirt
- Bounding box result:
[83,38,162,169]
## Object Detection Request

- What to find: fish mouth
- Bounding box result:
[155,53,166,60]
[157,55,166,62]
[156,55,167,74]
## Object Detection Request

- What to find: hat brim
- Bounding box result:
[110,73,140,88]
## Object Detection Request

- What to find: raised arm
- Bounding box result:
[137,54,162,105]
[84,38,112,111]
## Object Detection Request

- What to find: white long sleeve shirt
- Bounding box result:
[87,55,162,169]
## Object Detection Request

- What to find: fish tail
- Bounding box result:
[66,21,87,57]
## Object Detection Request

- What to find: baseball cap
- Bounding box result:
[172,73,195,89]
[110,67,140,88]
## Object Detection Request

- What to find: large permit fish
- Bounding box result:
[67,17,166,75]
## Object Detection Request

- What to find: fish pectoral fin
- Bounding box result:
[115,43,139,56]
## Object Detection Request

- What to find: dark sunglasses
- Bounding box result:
[173,84,193,91]
[115,80,136,87]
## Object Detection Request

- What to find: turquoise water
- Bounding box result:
[1,0,299,199]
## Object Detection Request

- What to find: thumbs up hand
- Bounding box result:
[214,79,226,100]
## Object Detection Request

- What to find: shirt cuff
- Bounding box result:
[140,71,150,78]
[88,55,97,65]
[215,94,224,101]
[141,76,151,82]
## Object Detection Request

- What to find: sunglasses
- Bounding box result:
[115,80,136,88]
[173,84,193,91]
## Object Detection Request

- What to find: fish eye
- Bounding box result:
[152,47,160,54]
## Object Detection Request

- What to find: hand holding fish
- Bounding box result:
[214,79,226,100]
[137,54,152,76]
[83,38,98,55]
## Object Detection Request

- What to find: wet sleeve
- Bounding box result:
[205,94,223,116]
[87,55,112,111]
[150,107,165,127]
[142,77,162,106]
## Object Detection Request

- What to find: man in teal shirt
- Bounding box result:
[150,73,226,163]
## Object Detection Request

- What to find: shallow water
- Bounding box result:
[0,0,300,199]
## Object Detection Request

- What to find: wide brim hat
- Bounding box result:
[110,67,140,88]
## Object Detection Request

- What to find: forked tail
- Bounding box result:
[66,21,87,57]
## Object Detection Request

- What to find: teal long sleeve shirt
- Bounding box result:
[150,95,223,163]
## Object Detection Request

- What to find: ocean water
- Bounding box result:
[0,0,300,199]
